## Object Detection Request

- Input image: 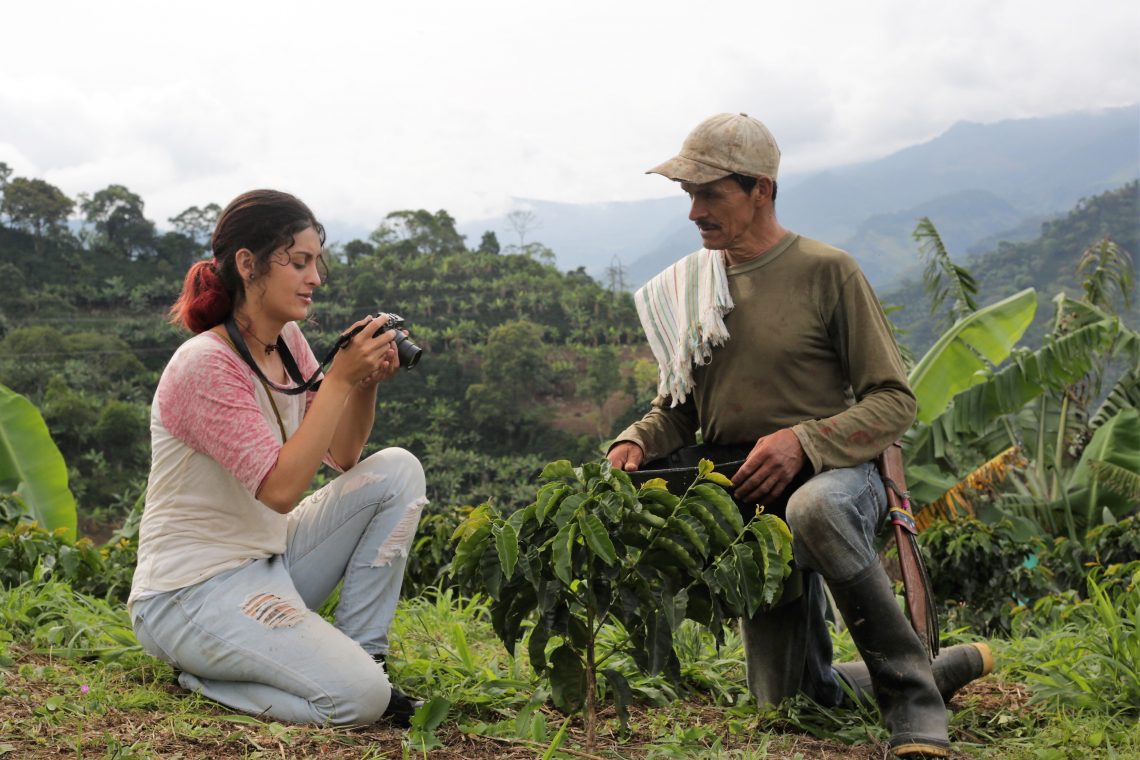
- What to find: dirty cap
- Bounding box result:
[647,112,780,184]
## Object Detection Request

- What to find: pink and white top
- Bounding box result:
[129,322,337,607]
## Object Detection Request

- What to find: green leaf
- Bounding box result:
[548,645,585,714]
[552,493,587,528]
[1071,408,1140,527]
[409,696,450,732]
[689,483,744,535]
[0,384,77,540]
[645,610,674,676]
[703,469,734,487]
[527,622,550,674]
[698,458,714,478]
[552,522,577,585]
[596,491,624,523]
[535,484,568,525]
[731,544,764,618]
[639,477,670,491]
[578,513,617,566]
[602,668,633,730]
[908,288,1037,423]
[495,523,519,579]
[541,460,576,481]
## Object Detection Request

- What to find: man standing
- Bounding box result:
[609,113,990,758]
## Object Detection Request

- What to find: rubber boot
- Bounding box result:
[372,653,424,727]
[829,562,950,758]
[835,642,995,706]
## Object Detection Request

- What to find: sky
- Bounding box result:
[1,0,1137,240]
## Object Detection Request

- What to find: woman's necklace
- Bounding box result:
[237,320,278,356]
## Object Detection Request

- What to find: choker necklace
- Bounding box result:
[238,320,278,356]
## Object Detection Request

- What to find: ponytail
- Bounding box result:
[169,259,233,333]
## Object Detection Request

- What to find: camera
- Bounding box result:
[369,313,422,370]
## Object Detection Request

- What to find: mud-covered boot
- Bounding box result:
[829,562,950,758]
[835,642,996,706]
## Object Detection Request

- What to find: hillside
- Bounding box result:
[883,180,1140,356]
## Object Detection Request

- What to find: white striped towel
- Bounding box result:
[634,248,734,407]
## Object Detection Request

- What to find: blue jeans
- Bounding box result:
[131,447,427,724]
[740,461,888,706]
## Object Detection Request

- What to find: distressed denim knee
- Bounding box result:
[784,462,887,582]
[357,447,426,568]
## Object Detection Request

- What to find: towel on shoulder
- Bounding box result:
[634,248,733,407]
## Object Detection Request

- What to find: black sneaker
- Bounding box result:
[382,687,424,727]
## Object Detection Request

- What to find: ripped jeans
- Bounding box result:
[130,447,427,725]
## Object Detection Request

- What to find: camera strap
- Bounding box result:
[223,315,352,396]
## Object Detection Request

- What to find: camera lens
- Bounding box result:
[393,333,422,369]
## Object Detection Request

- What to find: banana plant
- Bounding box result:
[906,294,1140,534]
[451,459,793,749]
[0,383,77,540]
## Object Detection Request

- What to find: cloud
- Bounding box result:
[1,0,1136,232]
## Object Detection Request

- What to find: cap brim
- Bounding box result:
[646,155,732,184]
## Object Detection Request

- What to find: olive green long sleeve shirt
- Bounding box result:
[615,233,916,473]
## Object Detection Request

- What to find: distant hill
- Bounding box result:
[883,180,1140,357]
[461,105,1139,290]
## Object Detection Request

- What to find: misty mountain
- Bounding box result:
[460,105,1139,290]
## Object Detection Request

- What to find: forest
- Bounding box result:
[1,166,1138,758]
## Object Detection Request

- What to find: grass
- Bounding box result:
[1,580,1139,759]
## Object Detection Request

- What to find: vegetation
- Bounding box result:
[1,169,1138,756]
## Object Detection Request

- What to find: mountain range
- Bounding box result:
[459,105,1139,290]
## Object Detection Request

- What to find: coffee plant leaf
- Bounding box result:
[549,645,585,713]
[534,483,569,525]
[578,513,616,566]
[541,460,576,482]
[494,522,519,580]
[602,668,633,730]
[704,469,734,488]
[552,520,578,585]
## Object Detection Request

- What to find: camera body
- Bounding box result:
[371,313,422,370]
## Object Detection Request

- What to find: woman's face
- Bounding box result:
[246,226,324,324]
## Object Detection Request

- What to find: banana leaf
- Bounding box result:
[1070,408,1140,528]
[909,288,1037,424]
[0,383,77,540]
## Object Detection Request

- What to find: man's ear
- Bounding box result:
[754,177,774,205]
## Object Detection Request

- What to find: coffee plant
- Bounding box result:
[451,458,794,747]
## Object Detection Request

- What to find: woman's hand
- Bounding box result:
[326,315,396,388]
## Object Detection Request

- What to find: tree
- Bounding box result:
[342,239,374,265]
[168,203,220,249]
[0,177,75,255]
[506,209,540,247]
[914,216,978,329]
[465,319,555,438]
[370,209,466,256]
[0,161,11,190]
[477,230,500,255]
[80,184,156,259]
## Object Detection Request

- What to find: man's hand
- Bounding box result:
[607,441,645,472]
[731,428,806,505]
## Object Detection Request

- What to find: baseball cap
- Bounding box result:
[647,112,780,184]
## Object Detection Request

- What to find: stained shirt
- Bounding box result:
[614,233,916,473]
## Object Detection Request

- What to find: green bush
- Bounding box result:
[920,516,1058,634]
[0,493,136,603]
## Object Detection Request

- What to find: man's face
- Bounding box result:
[681,176,757,250]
